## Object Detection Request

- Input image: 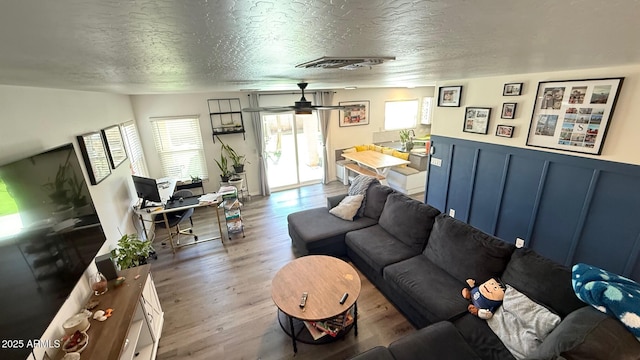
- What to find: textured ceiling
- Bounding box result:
[1,0,639,94]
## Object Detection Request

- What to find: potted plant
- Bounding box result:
[399,129,415,152]
[110,233,155,270]
[217,136,248,173]
[214,152,232,182]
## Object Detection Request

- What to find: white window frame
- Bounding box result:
[121,120,149,177]
[150,115,208,180]
[384,99,419,130]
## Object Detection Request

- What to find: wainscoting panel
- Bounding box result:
[425,135,640,280]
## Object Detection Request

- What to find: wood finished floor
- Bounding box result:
[149,182,422,360]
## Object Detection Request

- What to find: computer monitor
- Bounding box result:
[132,175,162,208]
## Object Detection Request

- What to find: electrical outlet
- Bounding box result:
[449,208,455,218]
[516,237,525,248]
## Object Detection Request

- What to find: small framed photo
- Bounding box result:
[503,83,523,96]
[496,125,515,138]
[463,107,491,134]
[437,86,462,107]
[339,100,370,127]
[501,103,517,119]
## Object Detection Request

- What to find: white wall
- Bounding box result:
[432,64,640,165]
[131,87,437,186]
[0,85,137,359]
[130,92,259,194]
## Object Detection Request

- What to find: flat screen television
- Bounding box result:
[0,143,106,360]
[132,175,162,208]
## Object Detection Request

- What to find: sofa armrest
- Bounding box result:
[327,194,347,209]
[531,306,640,360]
[388,321,480,360]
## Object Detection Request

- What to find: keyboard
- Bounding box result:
[164,196,200,209]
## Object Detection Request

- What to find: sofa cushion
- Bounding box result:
[452,314,515,360]
[363,184,395,221]
[502,248,585,318]
[349,346,395,360]
[329,194,364,221]
[388,321,481,360]
[378,193,440,252]
[383,255,469,323]
[287,207,377,255]
[346,225,419,275]
[530,306,640,360]
[423,214,515,284]
[389,166,419,176]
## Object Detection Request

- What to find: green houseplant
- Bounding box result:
[214,152,232,182]
[110,233,155,270]
[399,129,415,152]
[216,136,248,173]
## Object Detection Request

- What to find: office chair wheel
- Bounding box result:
[194,236,199,241]
[189,229,193,233]
[161,242,167,246]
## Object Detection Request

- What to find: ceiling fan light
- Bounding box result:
[295,109,312,115]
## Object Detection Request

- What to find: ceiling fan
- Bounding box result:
[242,82,348,114]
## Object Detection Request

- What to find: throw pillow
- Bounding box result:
[342,147,356,154]
[329,195,364,221]
[382,147,395,155]
[487,285,561,360]
[355,145,368,152]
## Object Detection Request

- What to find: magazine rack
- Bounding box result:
[219,187,245,239]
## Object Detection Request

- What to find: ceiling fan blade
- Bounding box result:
[242,106,296,113]
[312,105,349,110]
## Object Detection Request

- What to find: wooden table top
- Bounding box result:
[54,265,151,360]
[342,150,410,169]
[271,256,361,321]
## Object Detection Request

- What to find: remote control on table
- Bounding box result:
[299,292,308,308]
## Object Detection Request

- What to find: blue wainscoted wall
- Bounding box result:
[425,135,640,281]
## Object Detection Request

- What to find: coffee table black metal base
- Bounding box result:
[277,302,358,353]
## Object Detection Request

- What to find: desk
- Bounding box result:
[342,150,410,184]
[138,198,223,253]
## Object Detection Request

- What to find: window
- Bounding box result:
[150,116,207,180]
[421,97,433,125]
[384,99,419,130]
[121,121,149,177]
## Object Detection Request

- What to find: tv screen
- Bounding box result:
[0,143,106,360]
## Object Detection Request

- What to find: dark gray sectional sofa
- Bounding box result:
[287,184,640,360]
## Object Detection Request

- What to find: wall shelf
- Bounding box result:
[208,98,245,142]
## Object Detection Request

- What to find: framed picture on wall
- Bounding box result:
[437,86,462,107]
[501,103,517,119]
[463,107,491,134]
[339,100,369,127]
[496,125,514,138]
[101,125,128,169]
[77,132,112,185]
[526,77,624,155]
[503,83,523,96]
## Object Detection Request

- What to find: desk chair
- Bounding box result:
[155,190,197,245]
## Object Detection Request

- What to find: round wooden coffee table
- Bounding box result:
[271,255,361,353]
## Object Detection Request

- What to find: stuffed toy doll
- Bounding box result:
[461,278,506,319]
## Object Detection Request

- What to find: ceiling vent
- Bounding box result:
[296,56,395,70]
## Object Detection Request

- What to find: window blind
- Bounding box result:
[121,121,149,177]
[384,99,419,130]
[150,116,207,180]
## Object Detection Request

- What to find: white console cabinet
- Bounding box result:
[54,265,163,360]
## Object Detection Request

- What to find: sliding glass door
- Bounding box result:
[262,112,323,190]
